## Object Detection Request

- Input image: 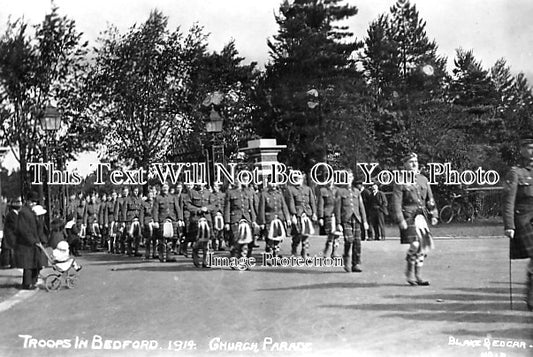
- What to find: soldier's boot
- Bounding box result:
[331,245,339,259]
[126,239,133,256]
[171,240,178,255]
[192,243,201,268]
[323,240,331,257]
[527,272,533,312]
[405,259,417,286]
[331,238,340,258]
[291,237,298,256]
[158,241,166,262]
[202,245,209,268]
[151,240,158,259]
[253,236,260,248]
[178,238,186,256]
[343,242,352,272]
[415,265,430,286]
[144,240,151,259]
[218,238,225,251]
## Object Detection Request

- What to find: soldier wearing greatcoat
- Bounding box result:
[503,134,533,311]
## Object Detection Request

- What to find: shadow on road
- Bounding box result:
[257,282,405,291]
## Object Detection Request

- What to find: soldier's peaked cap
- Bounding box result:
[402,152,418,163]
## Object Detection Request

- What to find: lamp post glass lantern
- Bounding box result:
[206,107,223,133]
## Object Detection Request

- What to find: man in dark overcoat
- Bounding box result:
[14,192,47,289]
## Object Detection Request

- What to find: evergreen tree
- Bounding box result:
[0,6,88,197]
[256,0,367,171]
[361,0,447,166]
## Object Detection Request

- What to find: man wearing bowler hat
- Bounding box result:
[392,153,438,286]
[503,134,533,311]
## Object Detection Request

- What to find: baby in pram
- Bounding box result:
[52,240,82,272]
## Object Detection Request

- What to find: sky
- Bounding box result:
[0,0,532,82]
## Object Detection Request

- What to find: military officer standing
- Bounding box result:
[122,187,144,256]
[105,191,118,253]
[503,134,533,311]
[258,178,290,260]
[179,183,194,256]
[84,192,101,252]
[318,181,339,258]
[224,181,256,263]
[152,182,183,262]
[335,171,368,272]
[114,187,128,254]
[392,153,438,286]
[141,190,156,259]
[286,173,317,258]
[186,183,213,268]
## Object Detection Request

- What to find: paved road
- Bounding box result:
[0,236,531,357]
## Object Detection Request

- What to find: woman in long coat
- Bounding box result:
[14,193,48,289]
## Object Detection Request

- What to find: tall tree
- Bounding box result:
[256,0,367,172]
[361,0,447,166]
[87,10,201,171]
[0,6,88,197]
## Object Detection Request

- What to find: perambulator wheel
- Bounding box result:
[45,274,62,292]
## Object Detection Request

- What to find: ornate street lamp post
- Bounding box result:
[39,105,62,232]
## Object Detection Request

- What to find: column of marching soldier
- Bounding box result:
[62,169,390,273]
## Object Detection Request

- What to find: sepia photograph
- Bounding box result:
[0,0,532,356]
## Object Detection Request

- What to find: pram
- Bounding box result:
[37,242,81,292]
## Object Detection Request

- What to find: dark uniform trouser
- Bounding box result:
[230,222,253,258]
[22,268,40,287]
[291,216,309,257]
[370,209,386,240]
[180,217,192,256]
[342,217,362,268]
[323,216,339,256]
[157,221,178,262]
[144,225,157,259]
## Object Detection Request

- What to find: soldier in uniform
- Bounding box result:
[503,134,533,311]
[286,173,317,258]
[114,187,128,254]
[83,192,101,252]
[335,171,369,272]
[65,193,78,220]
[122,187,144,256]
[368,182,388,241]
[105,191,118,253]
[171,183,184,255]
[210,182,226,251]
[225,181,256,262]
[98,193,108,249]
[141,190,156,259]
[258,178,290,260]
[318,181,340,258]
[179,183,194,256]
[392,153,438,286]
[186,183,213,268]
[152,182,183,262]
